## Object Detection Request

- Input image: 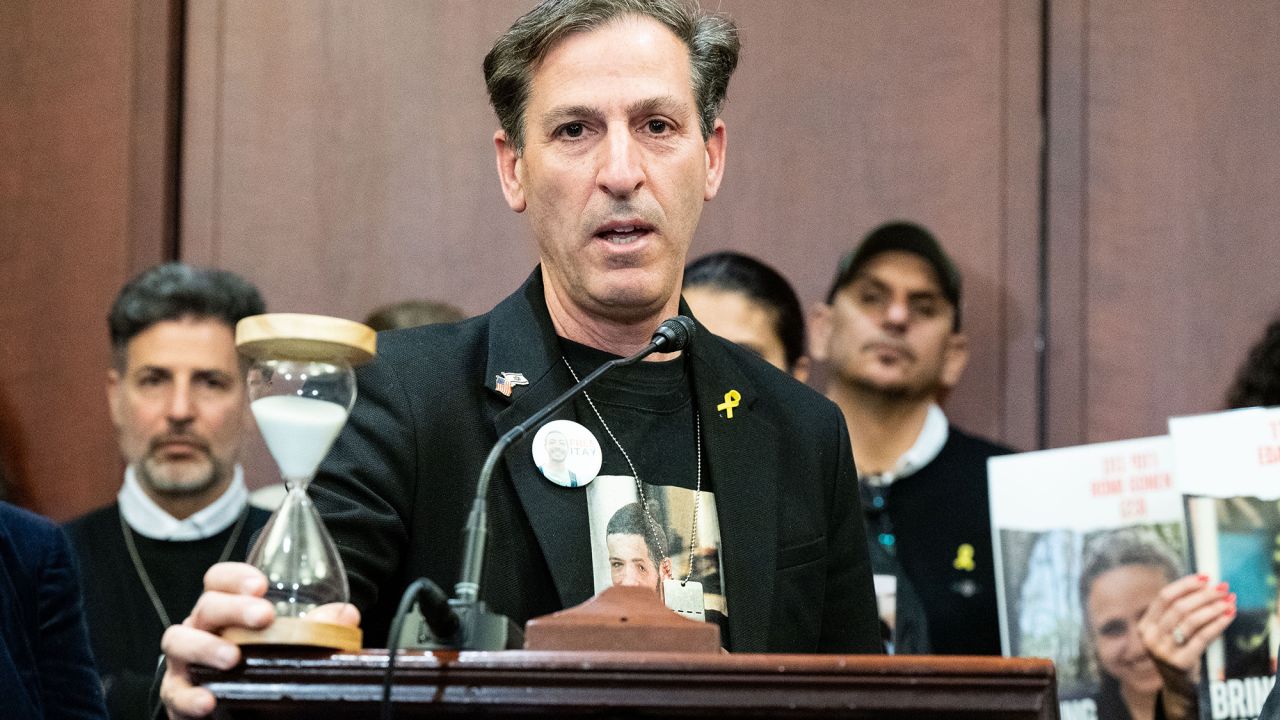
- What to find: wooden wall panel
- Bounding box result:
[13,0,1277,516]
[1044,0,1089,447]
[181,0,541,318]
[998,1,1046,452]
[180,0,1042,459]
[0,1,180,519]
[1048,0,1280,445]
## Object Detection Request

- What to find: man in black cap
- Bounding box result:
[810,221,1013,656]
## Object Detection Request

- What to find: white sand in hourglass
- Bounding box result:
[252,395,349,481]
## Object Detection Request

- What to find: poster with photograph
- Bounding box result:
[1170,408,1280,720]
[990,436,1184,720]
[584,474,728,630]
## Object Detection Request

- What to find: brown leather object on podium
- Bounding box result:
[523,584,720,653]
[192,651,1059,718]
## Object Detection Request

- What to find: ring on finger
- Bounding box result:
[1172,625,1187,645]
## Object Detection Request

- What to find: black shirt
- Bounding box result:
[65,504,269,720]
[561,339,728,639]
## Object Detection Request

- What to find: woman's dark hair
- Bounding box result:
[684,251,806,371]
[1226,317,1280,408]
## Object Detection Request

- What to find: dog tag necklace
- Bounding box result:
[563,357,705,621]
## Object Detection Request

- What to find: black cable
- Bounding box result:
[381,578,454,720]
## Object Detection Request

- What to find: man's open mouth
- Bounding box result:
[594,221,653,244]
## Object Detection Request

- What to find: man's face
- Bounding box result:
[495,16,727,324]
[107,316,249,501]
[811,251,967,400]
[607,532,662,593]
[545,431,568,463]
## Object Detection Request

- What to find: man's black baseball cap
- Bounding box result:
[825,221,962,329]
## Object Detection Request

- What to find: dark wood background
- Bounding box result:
[3,0,1278,520]
[0,0,180,516]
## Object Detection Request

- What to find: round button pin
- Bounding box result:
[531,419,603,488]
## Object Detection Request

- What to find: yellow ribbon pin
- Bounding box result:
[717,389,741,419]
[953,543,976,571]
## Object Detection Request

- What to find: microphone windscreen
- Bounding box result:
[653,315,696,352]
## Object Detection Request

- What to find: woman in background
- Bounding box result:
[683,251,810,381]
[1225,316,1280,409]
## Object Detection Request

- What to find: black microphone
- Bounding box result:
[451,316,697,637]
[650,315,696,354]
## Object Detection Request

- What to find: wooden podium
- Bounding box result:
[192,650,1059,719]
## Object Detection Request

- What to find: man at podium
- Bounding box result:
[160,1,882,715]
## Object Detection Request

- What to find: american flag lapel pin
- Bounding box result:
[495,371,529,397]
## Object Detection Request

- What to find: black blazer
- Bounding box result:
[313,270,881,653]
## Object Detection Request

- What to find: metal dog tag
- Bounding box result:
[662,578,706,623]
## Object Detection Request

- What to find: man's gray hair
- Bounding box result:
[484,0,739,152]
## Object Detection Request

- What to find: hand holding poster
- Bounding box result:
[990,436,1185,720]
[1170,408,1280,720]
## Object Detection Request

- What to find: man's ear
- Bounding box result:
[703,119,727,201]
[939,331,970,391]
[494,129,526,213]
[106,368,124,429]
[808,303,833,363]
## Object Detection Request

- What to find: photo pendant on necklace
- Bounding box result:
[663,578,706,622]
[531,419,602,488]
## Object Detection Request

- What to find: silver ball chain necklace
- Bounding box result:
[562,356,707,621]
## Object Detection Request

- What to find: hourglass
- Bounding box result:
[227,313,375,651]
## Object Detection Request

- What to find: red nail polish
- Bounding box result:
[1197,573,1209,582]
[1216,581,1230,593]
[1226,606,1237,617]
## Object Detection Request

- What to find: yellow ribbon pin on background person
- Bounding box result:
[717,389,741,419]
[953,543,976,571]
